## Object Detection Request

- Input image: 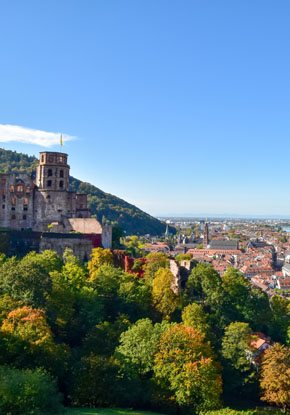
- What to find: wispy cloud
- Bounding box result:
[0,124,75,147]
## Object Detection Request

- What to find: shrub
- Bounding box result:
[0,366,63,415]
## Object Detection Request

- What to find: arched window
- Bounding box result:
[48,169,53,177]
[60,170,64,178]
[59,180,64,188]
[47,180,52,187]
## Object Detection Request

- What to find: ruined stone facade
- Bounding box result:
[0,151,112,256]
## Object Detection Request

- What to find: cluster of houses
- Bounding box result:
[143,221,290,297]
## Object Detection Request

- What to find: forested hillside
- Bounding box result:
[0,148,169,235]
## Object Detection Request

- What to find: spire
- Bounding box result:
[165,223,169,239]
[203,219,209,248]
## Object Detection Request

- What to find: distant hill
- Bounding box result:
[0,148,170,235]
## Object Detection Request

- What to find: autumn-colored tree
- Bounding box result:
[153,324,222,412]
[88,247,114,278]
[143,252,169,283]
[1,306,69,377]
[152,268,179,319]
[260,343,290,413]
[1,306,53,347]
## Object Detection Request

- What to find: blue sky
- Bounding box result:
[1,0,290,217]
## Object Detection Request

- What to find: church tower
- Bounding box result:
[203,220,209,248]
[36,152,70,191]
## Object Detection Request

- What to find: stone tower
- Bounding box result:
[203,220,209,248]
[33,151,77,230]
[36,152,70,191]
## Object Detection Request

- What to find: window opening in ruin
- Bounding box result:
[16,184,24,193]
[59,180,64,188]
[26,186,31,193]
[46,195,51,199]
[48,169,53,177]
[47,180,52,187]
[58,156,63,163]
[2,195,5,201]
[11,198,16,206]
[41,155,44,162]
[11,214,16,220]
[11,207,15,211]
[2,205,5,209]
[10,186,14,192]
[48,155,54,162]
[60,170,64,178]
[23,214,27,220]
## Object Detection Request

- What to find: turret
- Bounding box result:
[35,152,70,191]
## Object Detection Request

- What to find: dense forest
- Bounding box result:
[0,248,290,414]
[0,148,171,235]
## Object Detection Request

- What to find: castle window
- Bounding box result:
[11,197,16,206]
[26,186,31,193]
[59,181,64,188]
[16,184,24,193]
[41,155,44,162]
[46,195,51,199]
[2,195,5,201]
[48,155,54,162]
[47,180,52,187]
[48,169,53,177]
[1,178,6,185]
[23,214,27,220]
[11,207,15,211]
[10,186,14,192]
[2,204,5,209]
[60,170,64,178]
[11,214,16,220]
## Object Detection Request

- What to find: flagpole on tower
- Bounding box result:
[60,134,63,152]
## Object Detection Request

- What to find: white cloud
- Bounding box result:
[0,124,75,147]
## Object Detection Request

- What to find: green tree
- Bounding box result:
[0,256,52,308]
[0,366,63,415]
[122,235,145,257]
[117,318,170,375]
[221,322,257,398]
[182,303,211,340]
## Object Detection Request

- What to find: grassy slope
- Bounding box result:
[0,148,169,235]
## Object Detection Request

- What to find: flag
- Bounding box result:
[60,134,63,146]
